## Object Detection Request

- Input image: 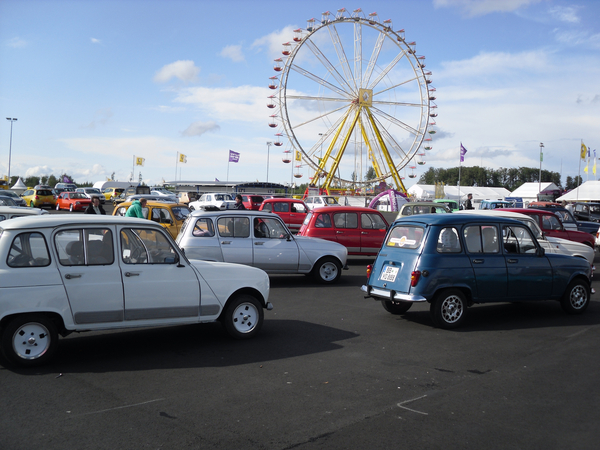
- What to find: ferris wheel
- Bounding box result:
[267,8,437,192]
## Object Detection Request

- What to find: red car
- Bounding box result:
[259,198,309,232]
[501,208,595,248]
[241,194,265,210]
[298,206,389,255]
[55,192,92,212]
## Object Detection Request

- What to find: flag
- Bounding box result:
[460,143,467,162]
[135,157,145,166]
[229,150,240,163]
[581,142,587,159]
[594,149,597,176]
[295,151,302,161]
[215,178,220,182]
[179,153,187,163]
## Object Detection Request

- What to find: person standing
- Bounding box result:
[85,196,106,215]
[464,193,474,210]
[233,194,246,210]
[125,198,148,218]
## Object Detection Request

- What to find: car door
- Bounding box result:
[150,206,177,238]
[359,212,388,254]
[55,227,125,325]
[502,224,552,300]
[332,211,361,253]
[119,227,200,321]
[215,215,253,265]
[289,202,308,231]
[251,216,299,270]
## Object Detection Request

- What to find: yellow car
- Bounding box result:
[113,200,191,239]
[21,186,57,208]
[102,187,125,201]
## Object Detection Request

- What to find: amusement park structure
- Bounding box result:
[267,8,436,194]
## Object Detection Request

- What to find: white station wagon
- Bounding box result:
[176,210,348,283]
[0,215,272,367]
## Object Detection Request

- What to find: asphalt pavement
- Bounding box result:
[1,207,599,449]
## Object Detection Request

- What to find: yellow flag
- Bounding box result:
[295,151,302,161]
[135,157,145,166]
[179,153,187,163]
[581,142,587,159]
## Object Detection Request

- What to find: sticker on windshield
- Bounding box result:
[388,236,416,247]
[380,266,399,282]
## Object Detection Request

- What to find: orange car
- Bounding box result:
[55,192,91,212]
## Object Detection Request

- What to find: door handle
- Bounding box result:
[507,259,518,263]
[125,272,140,277]
[221,241,232,245]
[254,242,265,245]
[472,259,484,264]
[65,274,82,279]
[336,231,343,234]
[361,232,368,235]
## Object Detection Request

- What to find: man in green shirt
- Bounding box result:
[125,198,147,218]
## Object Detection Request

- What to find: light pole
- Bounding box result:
[539,142,544,194]
[6,118,17,183]
[266,141,272,183]
[318,133,323,189]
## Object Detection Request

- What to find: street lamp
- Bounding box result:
[539,142,544,194]
[318,133,323,189]
[6,118,17,183]
[266,141,272,183]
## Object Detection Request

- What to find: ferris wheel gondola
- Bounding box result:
[268,8,435,193]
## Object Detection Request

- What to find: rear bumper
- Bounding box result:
[361,285,426,302]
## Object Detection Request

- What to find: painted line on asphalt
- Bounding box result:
[68,398,165,417]
[397,394,428,415]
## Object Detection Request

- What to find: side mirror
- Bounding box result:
[537,247,545,257]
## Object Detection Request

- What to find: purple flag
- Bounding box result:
[460,143,467,162]
[215,178,220,182]
[229,150,240,163]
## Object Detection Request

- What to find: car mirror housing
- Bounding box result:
[537,247,545,257]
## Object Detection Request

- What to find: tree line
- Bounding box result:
[6,174,93,188]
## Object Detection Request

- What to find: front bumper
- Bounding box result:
[361,285,427,302]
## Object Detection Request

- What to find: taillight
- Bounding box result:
[35,195,39,199]
[410,270,421,287]
[366,264,373,280]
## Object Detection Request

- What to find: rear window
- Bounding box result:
[36,190,53,196]
[250,196,264,202]
[385,225,424,249]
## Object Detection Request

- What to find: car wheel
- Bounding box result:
[222,295,263,339]
[382,300,413,315]
[1,315,59,367]
[561,278,590,314]
[55,203,60,211]
[430,289,467,329]
[312,256,342,284]
[69,204,73,212]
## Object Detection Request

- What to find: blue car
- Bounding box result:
[362,214,592,329]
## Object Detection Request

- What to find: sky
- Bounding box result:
[1,0,599,190]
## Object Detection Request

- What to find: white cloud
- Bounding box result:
[152,105,185,113]
[81,108,113,129]
[251,25,297,59]
[153,60,200,83]
[181,121,220,137]
[91,37,101,44]
[6,37,26,48]
[548,5,580,24]
[220,44,245,62]
[433,0,542,17]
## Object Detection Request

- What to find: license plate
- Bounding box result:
[380,266,399,282]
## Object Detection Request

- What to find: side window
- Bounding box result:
[151,208,172,224]
[503,225,537,254]
[56,229,113,266]
[262,203,272,212]
[361,213,386,230]
[292,203,307,213]
[481,226,499,253]
[463,226,482,253]
[115,207,128,216]
[546,215,562,230]
[334,213,358,229]
[314,213,332,228]
[437,227,461,253]
[254,218,287,239]
[121,228,178,264]
[192,218,215,237]
[7,232,51,267]
[274,202,289,213]
[0,215,6,221]
[217,217,250,238]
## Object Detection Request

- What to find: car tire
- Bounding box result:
[69,204,73,212]
[561,278,590,314]
[312,256,342,284]
[382,300,412,315]
[430,289,467,329]
[56,203,60,211]
[222,295,264,339]
[1,315,59,367]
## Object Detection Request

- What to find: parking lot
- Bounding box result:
[1,207,600,449]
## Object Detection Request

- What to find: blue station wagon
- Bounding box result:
[362,214,592,329]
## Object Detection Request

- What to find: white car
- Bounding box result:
[150,188,178,201]
[304,195,341,210]
[75,187,106,204]
[456,210,595,266]
[0,215,272,367]
[189,193,236,210]
[176,210,348,283]
[0,205,49,221]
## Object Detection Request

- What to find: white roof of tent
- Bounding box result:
[509,182,559,199]
[407,184,510,202]
[11,178,26,190]
[557,180,600,202]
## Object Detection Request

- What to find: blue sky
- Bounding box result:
[1,0,599,189]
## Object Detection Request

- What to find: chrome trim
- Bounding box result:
[361,285,426,302]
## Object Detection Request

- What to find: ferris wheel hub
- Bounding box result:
[358,89,373,106]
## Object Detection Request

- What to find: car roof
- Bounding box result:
[392,213,523,227]
[0,206,46,214]
[311,206,381,213]
[189,209,275,218]
[501,208,556,216]
[118,201,188,208]
[455,209,531,220]
[263,197,304,203]
[0,215,152,230]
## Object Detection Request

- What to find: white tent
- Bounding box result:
[10,177,27,194]
[557,181,600,202]
[407,184,510,205]
[509,182,559,205]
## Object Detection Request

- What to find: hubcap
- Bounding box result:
[320,262,338,281]
[232,303,259,333]
[441,295,463,323]
[12,322,51,360]
[570,285,587,309]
